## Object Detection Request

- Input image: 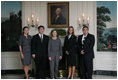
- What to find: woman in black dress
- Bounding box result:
[19,27,31,79]
[64,26,77,79]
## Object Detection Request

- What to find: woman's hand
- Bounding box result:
[66,51,69,55]
[21,53,24,59]
[49,57,52,61]
[59,56,62,60]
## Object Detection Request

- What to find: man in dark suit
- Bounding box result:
[51,8,66,24]
[31,25,49,79]
[77,25,95,79]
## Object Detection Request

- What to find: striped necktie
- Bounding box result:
[40,35,43,42]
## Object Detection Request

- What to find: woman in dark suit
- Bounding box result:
[64,26,77,79]
[19,27,31,79]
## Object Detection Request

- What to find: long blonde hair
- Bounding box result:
[67,26,75,35]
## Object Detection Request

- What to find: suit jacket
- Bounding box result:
[31,34,49,57]
[64,35,77,54]
[51,14,66,24]
[77,33,95,59]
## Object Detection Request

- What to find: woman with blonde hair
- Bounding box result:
[64,26,77,79]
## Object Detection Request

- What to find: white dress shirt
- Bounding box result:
[39,33,43,39]
[82,34,88,44]
[68,34,72,39]
[56,15,59,20]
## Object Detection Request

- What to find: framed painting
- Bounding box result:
[47,2,69,28]
[97,1,117,52]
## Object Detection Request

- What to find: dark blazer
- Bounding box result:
[51,14,66,24]
[31,34,49,57]
[77,33,95,59]
[64,35,77,54]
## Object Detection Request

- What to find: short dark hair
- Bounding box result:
[82,25,89,30]
[23,26,29,34]
[38,25,45,30]
[23,26,29,31]
[51,29,58,37]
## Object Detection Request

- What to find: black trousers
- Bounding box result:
[34,55,48,79]
[80,55,93,79]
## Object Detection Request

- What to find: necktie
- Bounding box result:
[41,35,43,42]
[84,36,86,40]
[82,35,86,44]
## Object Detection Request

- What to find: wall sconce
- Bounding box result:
[78,13,90,27]
[27,14,39,28]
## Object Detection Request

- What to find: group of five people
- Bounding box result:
[18,25,95,79]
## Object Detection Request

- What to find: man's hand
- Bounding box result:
[32,54,35,58]
[81,50,85,55]
[49,57,52,61]
[66,51,69,55]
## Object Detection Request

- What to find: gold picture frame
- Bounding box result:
[47,2,69,28]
